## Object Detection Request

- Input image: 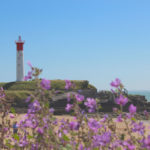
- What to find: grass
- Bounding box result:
[0,80,96,91]
[0,81,37,91]
[4,90,32,107]
[0,80,96,104]
[5,90,32,101]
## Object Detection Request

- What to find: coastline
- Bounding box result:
[129,90,150,101]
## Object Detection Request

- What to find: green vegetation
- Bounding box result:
[5,90,32,101]
[0,80,96,103]
[0,81,37,91]
[0,80,96,91]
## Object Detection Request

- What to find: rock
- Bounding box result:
[50,89,150,114]
[8,88,150,114]
[96,91,150,112]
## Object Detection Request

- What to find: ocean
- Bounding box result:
[128,91,150,102]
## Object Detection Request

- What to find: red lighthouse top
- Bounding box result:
[15,36,25,51]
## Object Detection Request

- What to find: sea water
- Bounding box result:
[129,91,150,102]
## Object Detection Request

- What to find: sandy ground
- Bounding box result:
[5,114,150,135]
[0,114,150,150]
[1,113,150,144]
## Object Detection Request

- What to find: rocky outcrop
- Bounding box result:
[50,89,97,114]
[9,89,150,114]
[50,90,150,114]
[97,91,150,112]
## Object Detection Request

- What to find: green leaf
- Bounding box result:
[84,117,87,122]
[10,107,16,114]
[5,139,13,148]
[5,143,14,149]
[66,144,72,150]
[116,147,122,150]
[45,102,49,108]
[13,133,19,141]
[95,98,99,102]
[27,135,33,139]
[131,117,136,121]
[71,132,77,136]
[71,112,75,116]
[98,105,102,109]
[49,129,53,136]
[62,148,67,150]
[61,144,72,150]
[62,134,70,141]
[93,148,99,150]
[77,101,82,105]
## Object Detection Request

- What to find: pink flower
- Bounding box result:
[4,127,8,132]
[144,110,149,117]
[65,80,72,90]
[27,61,32,68]
[128,144,136,150]
[69,121,79,130]
[49,108,55,113]
[78,144,84,150]
[67,93,71,102]
[24,76,29,81]
[92,132,111,147]
[84,98,97,113]
[129,104,136,115]
[25,96,31,103]
[28,100,41,113]
[10,113,15,118]
[123,141,135,150]
[65,104,73,112]
[24,120,33,128]
[116,114,123,122]
[27,71,32,78]
[88,118,102,133]
[0,87,5,98]
[58,132,62,138]
[143,135,150,149]
[63,129,68,134]
[132,122,145,135]
[100,114,108,123]
[24,71,32,81]
[110,78,121,88]
[115,95,128,106]
[75,94,84,102]
[73,116,77,120]
[40,78,50,90]
[111,89,116,94]
[113,107,118,112]
[37,127,44,134]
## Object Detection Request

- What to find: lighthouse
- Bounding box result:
[15,36,25,81]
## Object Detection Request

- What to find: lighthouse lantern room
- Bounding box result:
[15,36,25,81]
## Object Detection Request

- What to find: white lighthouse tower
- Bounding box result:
[15,36,25,81]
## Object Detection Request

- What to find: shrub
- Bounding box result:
[0,65,149,150]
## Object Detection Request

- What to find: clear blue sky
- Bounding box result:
[0,0,150,91]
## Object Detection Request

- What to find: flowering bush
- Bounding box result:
[0,64,150,150]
